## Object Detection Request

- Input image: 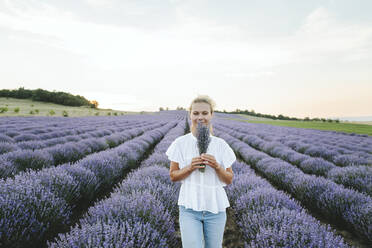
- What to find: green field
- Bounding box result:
[0,97,147,117]
[229,115,372,136]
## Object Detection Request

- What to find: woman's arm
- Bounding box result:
[169,157,205,182]
[215,166,233,185]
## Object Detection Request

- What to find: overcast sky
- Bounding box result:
[0,0,371,118]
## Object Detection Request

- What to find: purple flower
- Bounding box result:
[196,121,211,173]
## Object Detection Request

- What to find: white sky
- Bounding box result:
[0,0,371,118]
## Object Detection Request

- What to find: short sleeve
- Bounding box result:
[166,139,183,164]
[220,141,236,169]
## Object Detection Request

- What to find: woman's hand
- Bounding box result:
[200,153,222,171]
[201,153,232,184]
[188,156,206,171]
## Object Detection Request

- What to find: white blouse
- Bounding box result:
[166,132,236,214]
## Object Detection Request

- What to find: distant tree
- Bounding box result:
[90,100,99,108]
[14,107,20,113]
[304,117,310,121]
[0,89,11,97]
[159,107,164,111]
[166,107,169,111]
[14,87,33,98]
[32,88,52,102]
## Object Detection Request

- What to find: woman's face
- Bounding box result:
[190,102,213,128]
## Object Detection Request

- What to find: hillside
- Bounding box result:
[0,97,144,117]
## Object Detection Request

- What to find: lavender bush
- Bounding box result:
[0,119,179,247]
[0,142,17,154]
[217,126,372,243]
[0,133,14,143]
[225,161,351,247]
[0,176,71,248]
[48,220,168,248]
[327,165,372,197]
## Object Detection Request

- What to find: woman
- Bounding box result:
[166,95,236,248]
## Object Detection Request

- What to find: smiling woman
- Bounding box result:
[166,95,236,248]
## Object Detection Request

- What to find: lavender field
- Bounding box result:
[1,111,371,248]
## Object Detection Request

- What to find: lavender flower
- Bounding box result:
[196,121,211,172]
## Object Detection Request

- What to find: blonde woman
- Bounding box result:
[166,95,236,248]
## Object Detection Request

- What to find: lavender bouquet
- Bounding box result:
[196,121,211,173]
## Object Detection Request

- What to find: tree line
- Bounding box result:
[219,109,340,123]
[0,87,98,108]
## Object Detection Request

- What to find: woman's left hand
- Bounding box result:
[201,154,221,170]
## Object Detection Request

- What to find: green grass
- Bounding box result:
[0,97,147,117]
[227,118,372,136]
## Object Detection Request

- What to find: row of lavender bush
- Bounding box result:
[0,120,153,154]
[0,116,134,141]
[232,117,372,151]
[0,115,168,143]
[219,122,337,174]
[0,120,144,153]
[214,127,372,244]
[49,166,180,248]
[48,119,187,247]
[1,124,102,143]
[0,113,185,141]
[217,120,372,167]
[0,121,177,248]
[216,122,372,197]
[0,122,164,179]
[0,111,185,138]
[225,161,351,247]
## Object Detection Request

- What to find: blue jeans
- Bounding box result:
[178,205,227,248]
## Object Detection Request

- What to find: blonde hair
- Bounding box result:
[189,95,216,135]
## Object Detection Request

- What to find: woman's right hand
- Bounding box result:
[188,156,206,171]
